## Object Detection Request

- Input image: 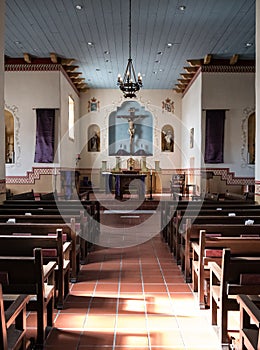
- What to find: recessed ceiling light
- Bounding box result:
[245,42,253,47]
[14,41,21,45]
[104,50,109,54]
[155,60,160,63]
[88,42,94,46]
[167,43,173,47]
[179,5,186,11]
[157,51,163,55]
[75,5,82,10]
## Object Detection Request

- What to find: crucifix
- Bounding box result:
[117,107,144,154]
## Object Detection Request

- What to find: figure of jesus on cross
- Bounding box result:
[117,107,144,154]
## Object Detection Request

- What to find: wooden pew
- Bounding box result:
[0,221,80,283]
[192,232,260,309]
[0,284,30,350]
[168,208,260,257]
[236,294,260,350]
[0,200,101,259]
[210,248,260,346]
[180,218,260,282]
[0,231,71,310]
[160,200,260,244]
[0,248,56,348]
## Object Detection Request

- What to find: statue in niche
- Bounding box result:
[88,124,100,152]
[117,107,145,154]
[162,125,174,152]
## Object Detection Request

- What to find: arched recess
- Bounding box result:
[108,100,153,156]
[241,108,255,167]
[5,110,14,163]
[88,124,100,152]
[161,124,174,152]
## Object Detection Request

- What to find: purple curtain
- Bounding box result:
[34,109,55,163]
[204,110,225,163]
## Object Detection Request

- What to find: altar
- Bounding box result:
[113,173,147,200]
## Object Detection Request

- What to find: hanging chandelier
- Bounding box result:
[117,0,143,98]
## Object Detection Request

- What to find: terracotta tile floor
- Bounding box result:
[26,218,238,349]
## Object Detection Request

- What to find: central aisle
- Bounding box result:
[41,232,225,349]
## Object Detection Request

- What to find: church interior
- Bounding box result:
[1,0,260,349]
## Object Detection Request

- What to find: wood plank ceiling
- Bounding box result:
[4,0,255,93]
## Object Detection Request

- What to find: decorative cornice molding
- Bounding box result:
[201,65,255,73]
[5,63,61,72]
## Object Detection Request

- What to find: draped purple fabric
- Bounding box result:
[34,109,55,163]
[204,110,225,163]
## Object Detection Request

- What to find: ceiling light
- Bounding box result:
[75,5,82,10]
[104,50,109,54]
[167,43,173,47]
[179,5,186,11]
[87,42,94,46]
[117,0,142,98]
[245,42,253,47]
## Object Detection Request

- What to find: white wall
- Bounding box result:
[181,74,203,192]
[4,70,80,176]
[202,72,255,178]
[59,74,80,169]
[79,88,182,171]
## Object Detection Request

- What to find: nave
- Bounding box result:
[26,232,235,350]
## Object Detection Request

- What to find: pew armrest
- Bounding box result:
[237,294,260,325]
[209,261,222,281]
[4,294,30,328]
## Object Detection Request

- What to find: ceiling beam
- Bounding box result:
[61,58,75,66]
[181,72,194,79]
[187,59,202,67]
[230,54,239,65]
[23,53,31,63]
[183,66,198,73]
[204,54,212,65]
[50,52,58,63]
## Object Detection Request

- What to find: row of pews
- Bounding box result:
[0,196,100,349]
[161,198,260,349]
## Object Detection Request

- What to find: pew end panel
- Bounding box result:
[210,249,260,346]
[237,294,260,350]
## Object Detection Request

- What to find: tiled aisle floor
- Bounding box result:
[27,231,233,350]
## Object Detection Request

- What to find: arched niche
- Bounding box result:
[161,124,174,152]
[108,101,153,156]
[5,110,14,163]
[88,124,100,152]
[241,108,255,167]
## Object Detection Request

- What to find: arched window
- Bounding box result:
[5,110,14,163]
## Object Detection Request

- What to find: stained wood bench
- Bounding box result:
[236,294,260,350]
[180,218,260,282]
[0,231,71,310]
[192,233,260,309]
[209,248,260,346]
[170,208,260,258]
[0,221,80,283]
[0,284,30,350]
[161,201,260,246]
[0,248,56,348]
